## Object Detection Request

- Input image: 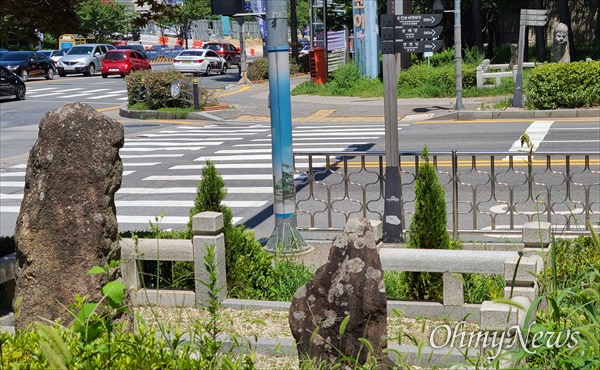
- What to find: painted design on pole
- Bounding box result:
[264,0,307,252]
[352,0,379,78]
[251,0,267,39]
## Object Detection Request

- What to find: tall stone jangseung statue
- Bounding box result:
[13,103,124,330]
[551,23,570,63]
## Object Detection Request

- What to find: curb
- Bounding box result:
[432,108,600,120]
[119,103,230,121]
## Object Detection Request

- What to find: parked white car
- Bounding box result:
[173,49,227,76]
[56,44,115,77]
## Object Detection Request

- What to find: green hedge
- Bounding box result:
[125,70,217,110]
[526,60,600,109]
[397,63,477,98]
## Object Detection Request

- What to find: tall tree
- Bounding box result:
[0,0,83,46]
[134,0,211,48]
[472,0,484,53]
[533,0,546,62]
[557,0,575,61]
[78,0,134,42]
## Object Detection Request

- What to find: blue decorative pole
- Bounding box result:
[264,0,307,253]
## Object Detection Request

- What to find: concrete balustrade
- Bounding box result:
[121,211,227,308]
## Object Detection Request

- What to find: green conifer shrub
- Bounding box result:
[406,146,450,300]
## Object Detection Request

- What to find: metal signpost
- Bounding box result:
[513,9,547,107]
[379,12,443,243]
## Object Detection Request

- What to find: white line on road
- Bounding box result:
[143,174,274,181]
[124,141,224,146]
[139,133,245,138]
[505,120,555,160]
[27,92,63,97]
[170,163,273,169]
[0,182,23,187]
[0,172,25,177]
[123,162,161,167]
[117,187,273,194]
[251,137,380,142]
[543,140,600,143]
[25,87,57,92]
[120,147,205,152]
[1,194,22,200]
[194,154,272,161]
[87,93,127,100]
[115,200,268,207]
[215,148,356,154]
[173,128,269,132]
[116,215,243,225]
[120,154,184,158]
[508,121,554,152]
[291,132,385,137]
[233,142,376,147]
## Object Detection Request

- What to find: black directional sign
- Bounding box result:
[520,9,548,26]
[380,13,444,54]
[394,14,443,27]
[396,40,444,53]
[381,26,443,41]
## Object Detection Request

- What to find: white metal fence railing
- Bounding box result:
[293,151,600,238]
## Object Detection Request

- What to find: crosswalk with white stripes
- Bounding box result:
[0,123,399,236]
[25,86,128,101]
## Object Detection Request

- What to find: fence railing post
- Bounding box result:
[192,211,226,306]
[452,150,459,240]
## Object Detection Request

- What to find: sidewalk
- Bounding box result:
[119,75,598,123]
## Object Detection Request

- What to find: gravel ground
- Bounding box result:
[136,306,479,369]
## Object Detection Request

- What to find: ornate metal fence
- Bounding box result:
[293,151,600,239]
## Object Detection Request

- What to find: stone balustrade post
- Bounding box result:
[192,212,227,306]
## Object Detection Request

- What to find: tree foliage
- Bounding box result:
[0,0,83,46]
[77,0,135,43]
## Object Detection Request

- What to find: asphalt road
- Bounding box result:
[1,71,598,240]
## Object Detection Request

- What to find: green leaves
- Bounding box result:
[101,281,127,309]
[526,60,600,109]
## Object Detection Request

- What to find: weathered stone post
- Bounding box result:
[289,218,393,367]
[192,211,227,306]
[14,103,123,330]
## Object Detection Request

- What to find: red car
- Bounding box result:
[101,49,151,78]
[202,42,240,67]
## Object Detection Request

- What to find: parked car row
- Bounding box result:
[0,51,55,82]
[1,42,237,96]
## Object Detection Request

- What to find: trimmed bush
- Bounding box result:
[247,56,311,81]
[125,69,217,110]
[247,58,269,80]
[526,60,600,109]
[397,63,477,98]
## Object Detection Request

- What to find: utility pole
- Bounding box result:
[264,0,308,253]
[290,0,299,59]
[382,0,404,243]
[453,0,464,110]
